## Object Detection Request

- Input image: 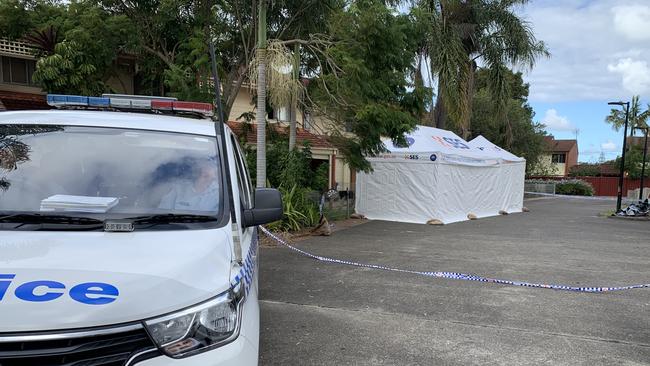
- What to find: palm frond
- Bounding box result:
[21,25,60,56]
[249,40,304,109]
[478,2,549,69]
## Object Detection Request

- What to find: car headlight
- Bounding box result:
[144,284,244,358]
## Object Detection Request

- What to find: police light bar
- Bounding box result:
[46,94,214,117]
[172,101,214,116]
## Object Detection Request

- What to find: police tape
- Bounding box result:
[259,226,650,293]
[524,192,627,201]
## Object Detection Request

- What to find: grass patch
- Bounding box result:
[599,210,616,217]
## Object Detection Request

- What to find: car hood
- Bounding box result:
[0,227,233,332]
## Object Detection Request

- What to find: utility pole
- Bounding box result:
[608,101,630,213]
[256,0,267,188]
[634,126,649,200]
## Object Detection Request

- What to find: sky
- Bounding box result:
[516,0,650,162]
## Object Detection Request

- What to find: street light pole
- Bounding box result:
[608,101,630,213]
[634,127,649,201]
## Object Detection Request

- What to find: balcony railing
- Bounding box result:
[0,39,35,58]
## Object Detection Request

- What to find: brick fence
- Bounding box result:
[529,176,649,197]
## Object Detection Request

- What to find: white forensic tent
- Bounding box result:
[355,126,526,224]
[467,135,523,162]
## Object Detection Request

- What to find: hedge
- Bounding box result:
[525,179,595,196]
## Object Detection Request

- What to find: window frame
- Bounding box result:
[229,133,253,210]
[551,153,566,164]
[0,55,37,86]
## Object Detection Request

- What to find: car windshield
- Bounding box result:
[0,124,223,221]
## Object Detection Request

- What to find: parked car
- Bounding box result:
[0,94,282,366]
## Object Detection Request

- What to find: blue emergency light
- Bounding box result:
[46,94,214,117]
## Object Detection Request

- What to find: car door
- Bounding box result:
[227,131,258,294]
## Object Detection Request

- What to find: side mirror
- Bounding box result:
[243,188,283,227]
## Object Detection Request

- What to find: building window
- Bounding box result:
[552,153,566,163]
[0,56,37,86]
[303,111,312,131]
[276,106,290,122]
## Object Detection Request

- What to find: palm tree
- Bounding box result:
[21,25,59,56]
[420,0,548,140]
[253,1,333,185]
[251,40,304,156]
[289,44,300,150]
[605,95,650,136]
[256,0,268,188]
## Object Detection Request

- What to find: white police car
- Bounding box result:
[0,94,282,365]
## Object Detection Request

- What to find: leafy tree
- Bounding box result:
[95,0,212,98]
[1,0,136,94]
[95,0,340,187]
[605,95,650,137]
[0,0,33,39]
[0,0,68,37]
[95,0,341,115]
[309,0,432,171]
[616,144,649,179]
[468,68,546,174]
[417,0,548,140]
[32,40,102,94]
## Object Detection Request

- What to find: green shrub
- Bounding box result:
[238,124,331,231]
[242,130,329,191]
[555,179,594,196]
[275,148,312,190]
[266,185,320,232]
[311,163,330,192]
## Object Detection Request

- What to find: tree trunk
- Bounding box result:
[289,44,299,150]
[221,100,232,123]
[288,105,296,150]
[256,1,267,188]
[459,60,477,140]
[256,51,267,187]
[433,82,447,130]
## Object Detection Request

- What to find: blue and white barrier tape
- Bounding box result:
[260,226,649,293]
[524,191,632,201]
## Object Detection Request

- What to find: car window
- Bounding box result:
[230,134,252,209]
[0,124,223,218]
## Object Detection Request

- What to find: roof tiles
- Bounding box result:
[227,121,334,149]
[544,136,577,152]
[0,91,50,110]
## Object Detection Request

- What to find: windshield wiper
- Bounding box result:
[126,214,219,225]
[0,213,104,226]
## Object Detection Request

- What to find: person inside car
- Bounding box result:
[158,158,220,212]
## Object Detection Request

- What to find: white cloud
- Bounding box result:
[607,58,650,94]
[542,109,575,131]
[601,140,618,152]
[612,5,650,41]
[518,1,650,102]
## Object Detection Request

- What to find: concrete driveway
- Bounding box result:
[258,197,650,365]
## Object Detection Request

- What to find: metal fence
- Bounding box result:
[524,181,556,194]
[310,190,356,221]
